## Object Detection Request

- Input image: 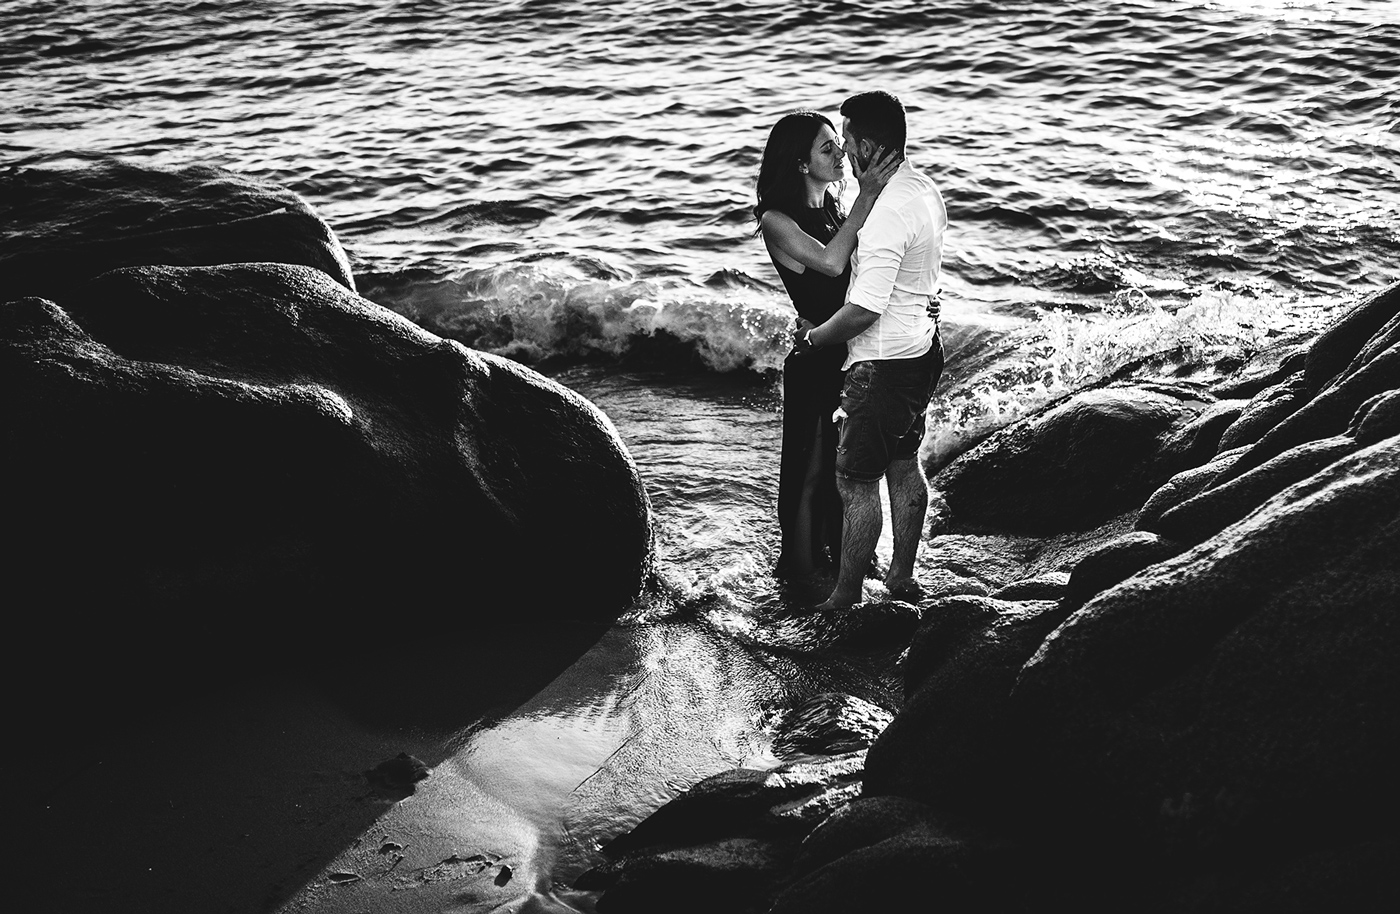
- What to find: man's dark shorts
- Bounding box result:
[835,338,945,482]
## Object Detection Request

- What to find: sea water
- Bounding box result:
[4,0,1398,908]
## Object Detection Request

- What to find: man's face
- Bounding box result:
[841,118,869,171]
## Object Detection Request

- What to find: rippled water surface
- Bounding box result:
[6,0,1396,292]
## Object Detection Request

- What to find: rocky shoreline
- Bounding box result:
[6,160,1395,913]
[3,158,657,843]
[579,279,1400,912]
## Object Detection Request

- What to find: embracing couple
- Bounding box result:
[755,90,947,611]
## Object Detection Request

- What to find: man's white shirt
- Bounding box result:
[842,159,946,370]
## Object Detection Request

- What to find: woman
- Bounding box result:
[755,110,895,579]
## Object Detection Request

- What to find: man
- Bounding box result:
[792,90,947,610]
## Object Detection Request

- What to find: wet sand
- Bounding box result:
[19,619,612,914]
[19,617,897,914]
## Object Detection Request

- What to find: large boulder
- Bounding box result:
[1150,435,1359,544]
[1218,290,1400,483]
[1141,284,1400,545]
[1209,333,1309,400]
[6,260,657,803]
[934,384,1206,534]
[1061,530,1185,609]
[1009,433,1400,864]
[1136,445,1249,529]
[1215,371,1308,452]
[0,158,355,297]
[862,597,1067,819]
[4,263,653,617]
[1303,282,1400,393]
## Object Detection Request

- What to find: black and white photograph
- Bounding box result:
[5,1,1398,911]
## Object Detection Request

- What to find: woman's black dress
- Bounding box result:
[772,197,850,576]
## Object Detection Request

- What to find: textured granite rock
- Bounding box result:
[0,158,356,297]
[936,384,1206,534]
[5,263,653,617]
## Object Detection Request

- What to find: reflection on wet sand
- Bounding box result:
[284,618,899,913]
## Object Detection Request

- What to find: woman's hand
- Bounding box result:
[853,145,899,196]
[792,317,818,354]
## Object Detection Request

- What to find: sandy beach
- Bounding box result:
[20,620,620,914]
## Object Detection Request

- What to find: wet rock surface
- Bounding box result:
[6,261,654,617]
[364,752,431,797]
[577,753,870,914]
[0,157,356,297]
[585,281,1400,913]
[5,162,657,821]
[936,383,1208,533]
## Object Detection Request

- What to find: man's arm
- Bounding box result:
[844,206,907,315]
[794,206,905,350]
[799,302,879,348]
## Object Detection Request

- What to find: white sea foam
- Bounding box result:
[363,259,796,373]
[922,288,1342,471]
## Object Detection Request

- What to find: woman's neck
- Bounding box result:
[802,177,828,208]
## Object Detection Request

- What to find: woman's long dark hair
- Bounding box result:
[753,110,840,233]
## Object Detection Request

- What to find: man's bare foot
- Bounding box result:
[816,584,865,612]
[884,576,924,603]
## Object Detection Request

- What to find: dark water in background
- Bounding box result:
[4,0,1399,907]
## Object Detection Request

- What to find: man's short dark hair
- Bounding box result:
[841,91,906,153]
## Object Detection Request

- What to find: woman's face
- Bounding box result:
[804,124,846,184]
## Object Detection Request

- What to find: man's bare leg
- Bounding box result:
[818,475,882,610]
[884,456,928,600]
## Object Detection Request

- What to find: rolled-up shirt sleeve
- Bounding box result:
[846,207,909,313]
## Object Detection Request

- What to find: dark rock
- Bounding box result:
[1152,436,1359,544]
[1216,371,1307,452]
[1209,333,1310,400]
[768,829,1021,914]
[1152,397,1246,473]
[936,385,1203,534]
[1220,319,1400,484]
[770,600,921,652]
[1063,531,1186,609]
[4,263,656,777]
[0,158,355,299]
[1352,388,1400,445]
[789,795,959,880]
[4,264,653,616]
[581,754,871,914]
[770,693,894,759]
[1010,433,1400,860]
[990,571,1071,602]
[581,837,791,914]
[919,535,1035,599]
[1204,838,1400,914]
[897,595,1003,696]
[364,752,430,795]
[1304,281,1400,393]
[599,753,867,860]
[1137,446,1249,530]
[864,597,1065,819]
